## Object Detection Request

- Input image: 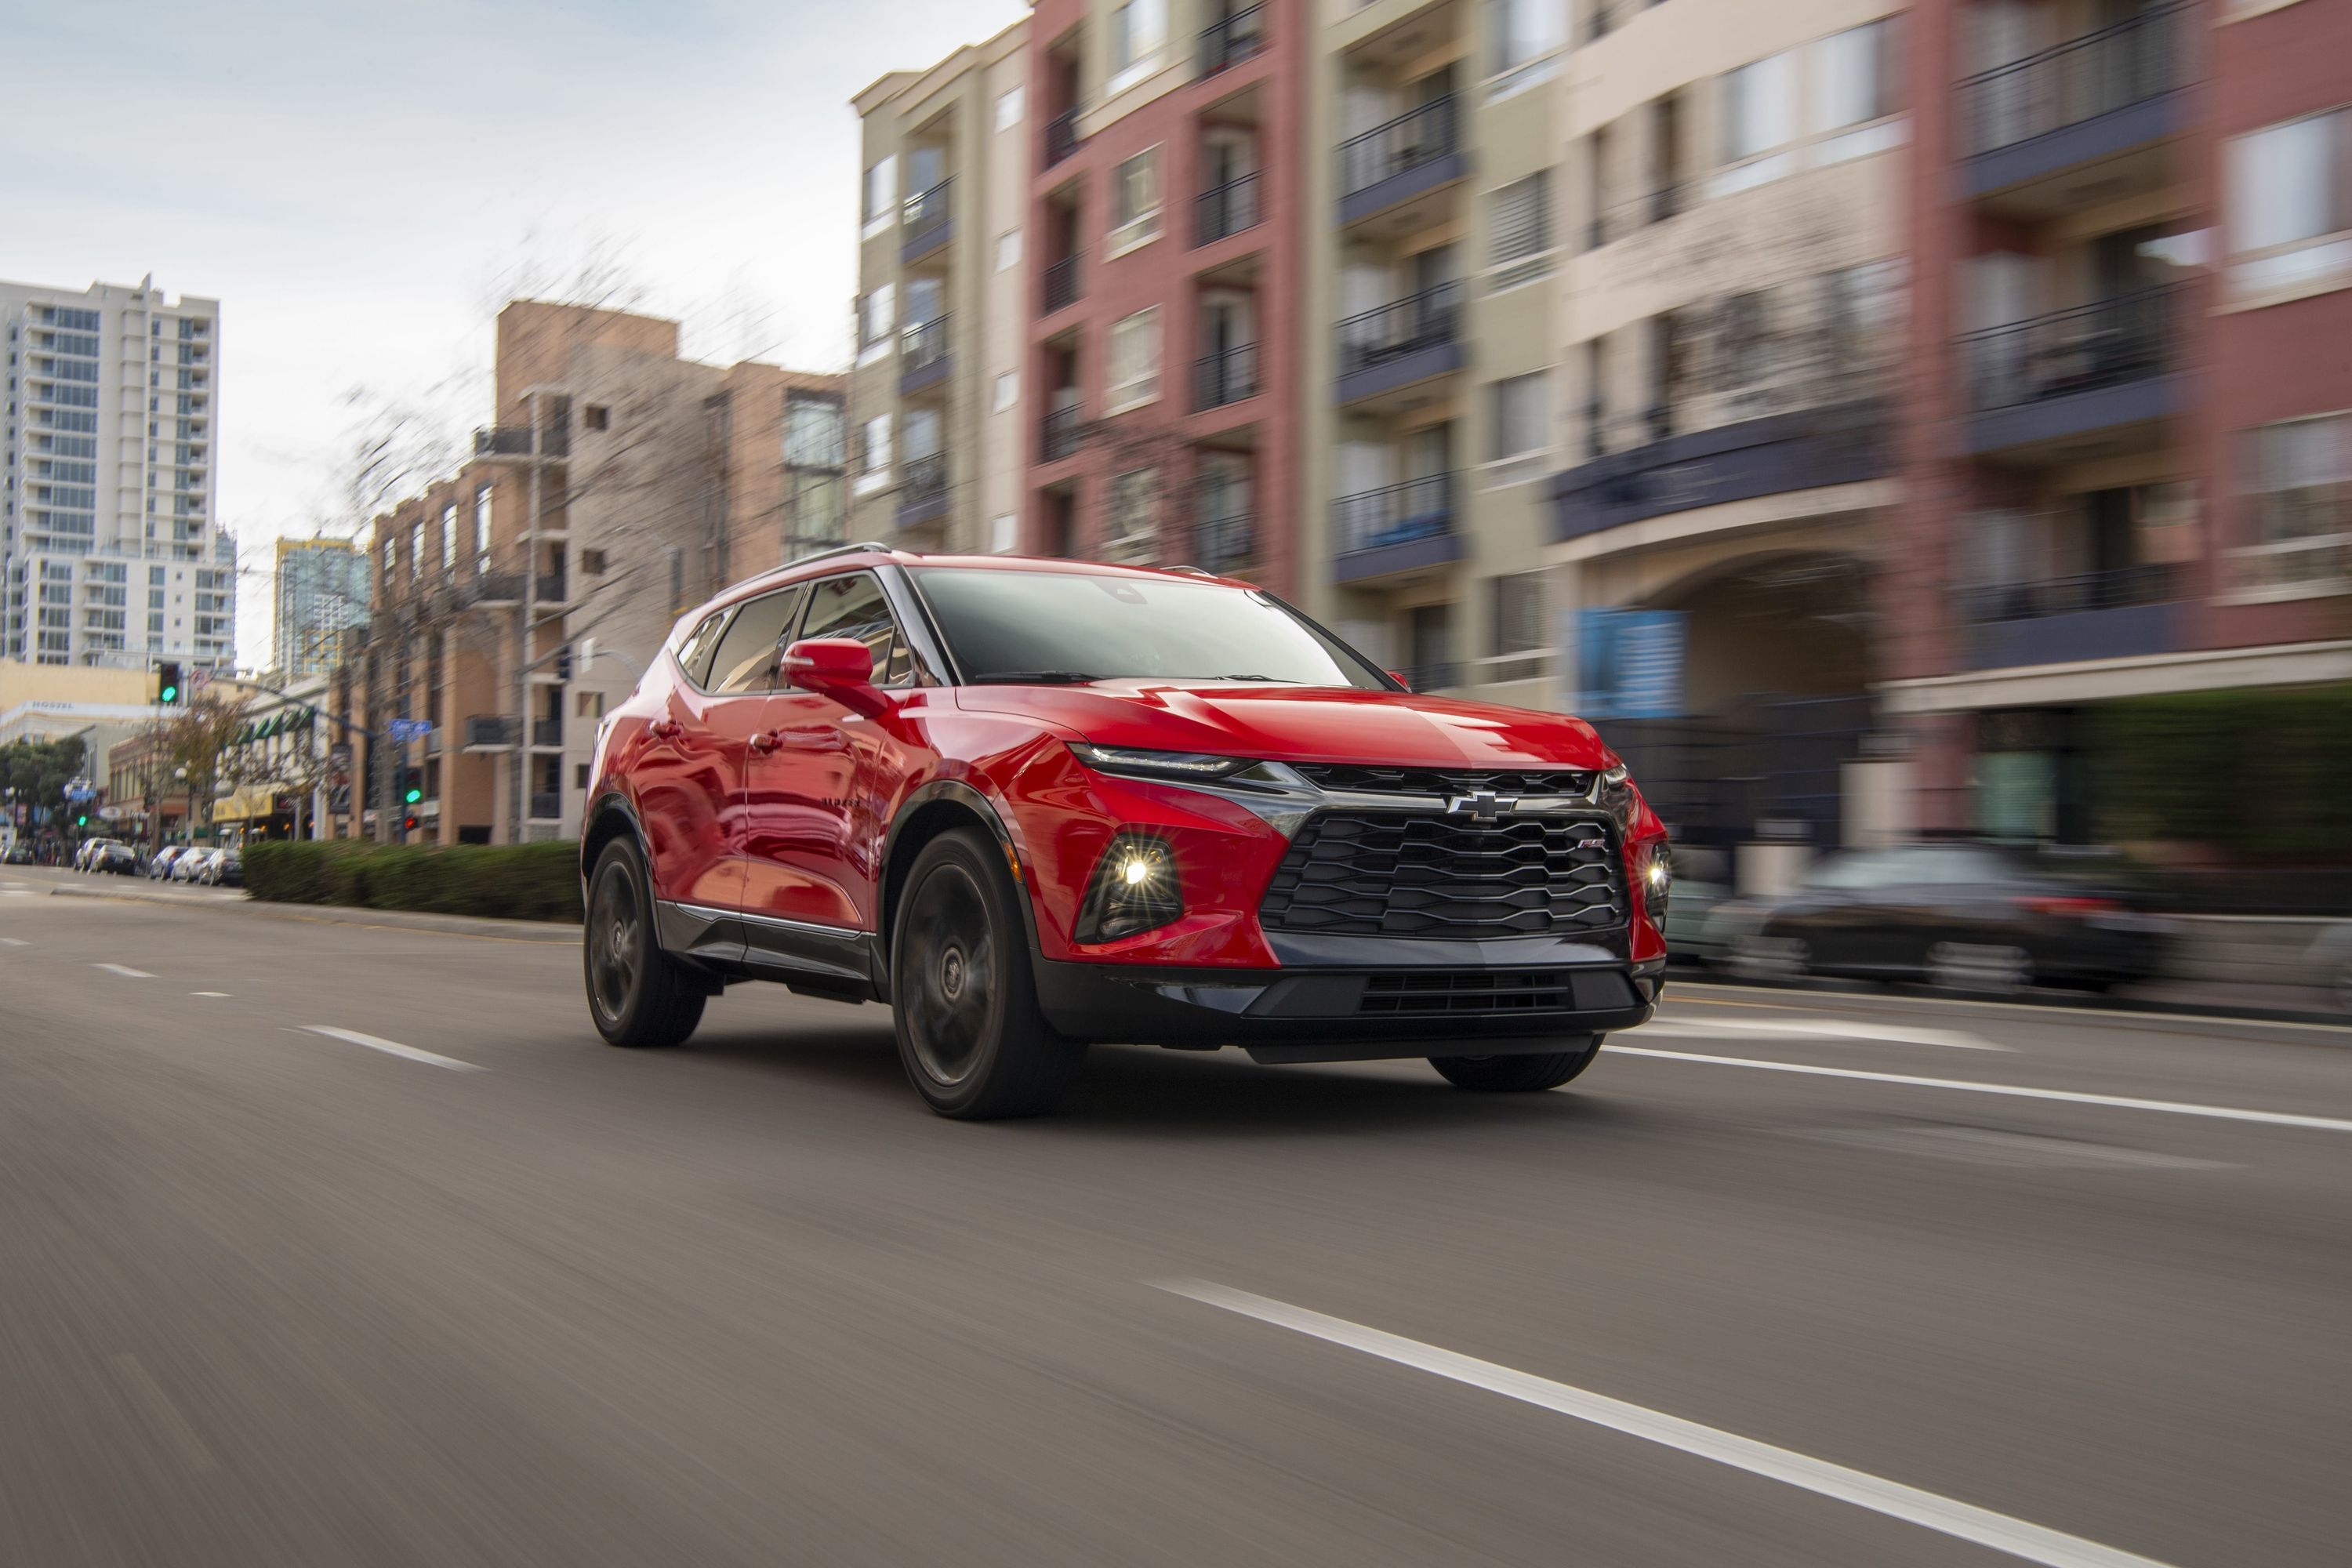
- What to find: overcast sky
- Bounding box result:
[2,0,1027,666]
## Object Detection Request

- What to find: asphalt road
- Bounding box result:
[3,866,2347,1567]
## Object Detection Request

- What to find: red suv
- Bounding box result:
[582,546,1669,1118]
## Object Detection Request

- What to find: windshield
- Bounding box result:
[912,568,1392,688]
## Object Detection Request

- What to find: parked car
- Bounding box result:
[203,848,243,887]
[2,842,33,866]
[583,546,1672,1118]
[148,846,187,880]
[172,848,214,883]
[1714,843,2165,993]
[73,839,96,872]
[89,840,141,877]
[2304,922,2352,1014]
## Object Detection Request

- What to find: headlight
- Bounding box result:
[1067,742,1255,782]
[1635,840,1671,916]
[1073,831,1184,942]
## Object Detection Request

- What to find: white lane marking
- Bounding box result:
[109,1353,217,1475]
[1798,1126,2233,1171]
[1161,1279,2178,1568]
[93,962,154,978]
[1673,982,2351,1037]
[1647,1017,2009,1051]
[301,1025,483,1073]
[191,990,229,998]
[1607,1047,2352,1134]
[0,937,27,946]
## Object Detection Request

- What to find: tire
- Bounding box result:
[583,837,706,1050]
[1429,1038,1602,1093]
[890,827,1082,1120]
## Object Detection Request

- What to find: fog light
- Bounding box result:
[1076,833,1183,943]
[1637,841,1671,916]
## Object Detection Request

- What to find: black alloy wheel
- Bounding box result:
[891,828,1082,1120]
[1429,1037,1602,1092]
[583,837,706,1050]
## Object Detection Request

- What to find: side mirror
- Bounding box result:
[782,637,891,716]
[1388,670,1413,692]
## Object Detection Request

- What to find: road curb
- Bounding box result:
[45,884,580,944]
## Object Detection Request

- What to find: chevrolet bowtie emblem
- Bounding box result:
[1446,789,1513,821]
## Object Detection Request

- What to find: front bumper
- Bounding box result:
[1035,941,1664,1062]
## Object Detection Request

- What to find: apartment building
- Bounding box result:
[353,301,845,844]
[850,20,1035,552]
[1024,0,1305,593]
[1300,0,1565,696]
[1548,0,1911,853]
[1885,0,2352,844]
[1,276,235,673]
[273,535,370,679]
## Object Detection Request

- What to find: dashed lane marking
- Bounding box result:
[1161,1279,2180,1568]
[93,963,154,978]
[1606,1046,2352,1134]
[300,1025,483,1073]
[0,937,27,946]
[1646,1017,2009,1051]
[191,991,228,998]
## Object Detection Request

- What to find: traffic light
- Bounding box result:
[157,661,183,706]
[402,813,421,833]
[554,645,574,681]
[75,815,89,828]
[402,766,424,807]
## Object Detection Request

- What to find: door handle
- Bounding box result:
[776,724,843,747]
[746,731,781,754]
[648,717,684,741]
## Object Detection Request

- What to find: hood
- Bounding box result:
[953,682,1613,770]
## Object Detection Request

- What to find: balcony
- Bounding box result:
[1042,253,1083,316]
[1045,108,1081,169]
[1199,4,1265,75]
[1399,662,1458,694]
[531,717,563,748]
[897,452,949,528]
[535,571,566,604]
[1338,96,1464,227]
[902,177,953,263]
[1553,401,1892,543]
[1958,285,2184,456]
[1194,172,1263,247]
[1586,183,1685,251]
[528,792,562,821]
[1192,509,1255,575]
[1040,405,1084,463]
[1958,2,2185,201]
[473,424,568,460]
[1335,282,1464,405]
[899,316,952,397]
[1194,343,1260,411]
[1333,474,1461,584]
[1956,564,2185,671]
[463,715,521,752]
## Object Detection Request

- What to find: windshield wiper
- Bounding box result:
[970,670,1105,684]
[1214,673,1303,684]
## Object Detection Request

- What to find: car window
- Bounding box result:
[1907,846,2017,886]
[797,572,913,688]
[673,608,733,688]
[706,586,808,695]
[1805,852,1905,890]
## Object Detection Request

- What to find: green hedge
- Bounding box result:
[244,840,583,923]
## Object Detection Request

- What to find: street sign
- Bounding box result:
[386,718,435,743]
[98,805,123,822]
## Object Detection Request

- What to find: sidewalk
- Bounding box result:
[31,874,579,945]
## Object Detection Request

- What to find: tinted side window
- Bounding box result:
[673,608,732,688]
[797,572,913,687]
[1807,852,1903,891]
[706,586,808,695]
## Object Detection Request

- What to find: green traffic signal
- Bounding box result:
[159,684,178,703]
[76,815,89,827]
[405,787,423,805]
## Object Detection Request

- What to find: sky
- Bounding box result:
[2,0,1028,667]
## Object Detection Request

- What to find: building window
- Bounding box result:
[990,514,1017,553]
[785,397,845,467]
[1721,49,1798,164]
[1487,572,1546,657]
[996,229,1022,272]
[473,485,492,568]
[1107,467,1158,546]
[1488,173,1554,278]
[1109,148,1162,254]
[993,372,1019,413]
[1493,0,1564,74]
[1109,0,1167,92]
[995,85,1025,132]
[856,413,893,495]
[440,503,458,569]
[583,404,610,431]
[1105,308,1163,412]
[581,549,608,575]
[2239,413,2350,592]
[2226,109,2352,299]
[858,285,896,358]
[862,154,898,230]
[1812,19,1902,134]
[1488,372,1551,463]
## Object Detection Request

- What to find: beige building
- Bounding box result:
[356,302,844,844]
[1545,0,1909,852]
[849,17,1034,552]
[1302,0,1566,703]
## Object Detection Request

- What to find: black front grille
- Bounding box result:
[1292,763,1596,798]
[1259,811,1627,938]
[1361,971,1577,1015]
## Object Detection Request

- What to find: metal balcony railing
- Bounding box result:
[1401,661,1458,693]
[1042,253,1083,314]
[535,571,566,604]
[528,792,562,821]
[531,717,563,747]
[902,315,950,374]
[1045,108,1081,168]
[1960,1,2183,156]
[1958,285,2178,413]
[1199,4,1265,75]
[474,426,533,457]
[902,176,953,235]
[1339,96,1458,199]
[1334,474,1455,555]
[1336,281,1464,379]
[464,716,521,750]
[1040,405,1084,463]
[900,452,949,509]
[1195,343,1260,410]
[1192,510,1255,574]
[1958,563,2182,624]
[1193,172,1263,245]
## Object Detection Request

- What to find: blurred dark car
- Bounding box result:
[1715,843,2165,993]
[91,840,141,877]
[3,842,33,865]
[206,848,243,887]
